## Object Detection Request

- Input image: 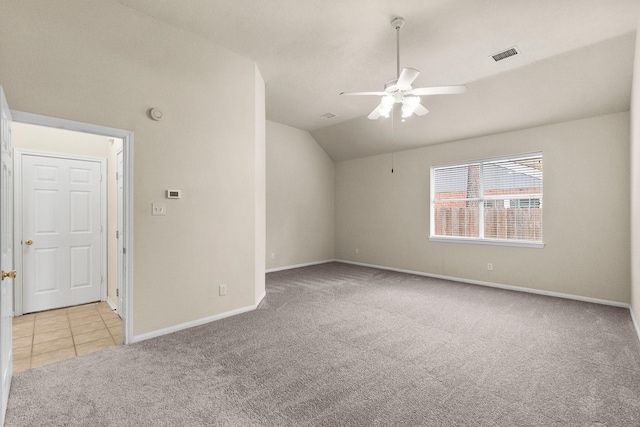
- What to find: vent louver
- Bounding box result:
[491,47,520,62]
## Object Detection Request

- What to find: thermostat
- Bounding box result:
[166,190,181,199]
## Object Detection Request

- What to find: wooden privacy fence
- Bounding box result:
[434,207,542,241]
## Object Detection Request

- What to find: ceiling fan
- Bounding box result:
[340,17,467,120]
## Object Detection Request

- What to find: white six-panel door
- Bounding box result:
[22,154,103,314]
[0,86,14,426]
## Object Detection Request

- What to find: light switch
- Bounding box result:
[152,203,166,216]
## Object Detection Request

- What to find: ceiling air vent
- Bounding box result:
[320,112,337,119]
[491,46,520,62]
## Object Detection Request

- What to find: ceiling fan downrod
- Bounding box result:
[391,17,405,79]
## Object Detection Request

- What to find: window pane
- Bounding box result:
[484,199,542,241]
[434,164,481,200]
[433,200,479,238]
[483,157,542,197]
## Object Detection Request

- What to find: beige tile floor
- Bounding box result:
[12,301,122,373]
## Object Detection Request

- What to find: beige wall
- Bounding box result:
[631,27,640,324]
[266,121,334,269]
[13,123,111,158]
[335,112,630,303]
[0,0,265,336]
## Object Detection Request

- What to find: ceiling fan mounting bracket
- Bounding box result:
[391,17,405,30]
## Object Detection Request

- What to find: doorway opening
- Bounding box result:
[10,112,133,363]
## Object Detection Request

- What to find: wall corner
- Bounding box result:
[254,64,266,304]
[630,24,640,328]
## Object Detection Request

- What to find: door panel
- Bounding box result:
[34,248,56,292]
[70,190,91,232]
[22,154,102,313]
[35,189,57,232]
[0,86,14,425]
[70,246,91,288]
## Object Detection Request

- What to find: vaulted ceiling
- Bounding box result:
[116,0,640,161]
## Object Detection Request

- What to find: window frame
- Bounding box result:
[429,153,544,248]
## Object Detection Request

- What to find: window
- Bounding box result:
[430,154,543,247]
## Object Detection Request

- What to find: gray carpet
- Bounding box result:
[5,262,640,426]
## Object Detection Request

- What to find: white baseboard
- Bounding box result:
[128,259,640,345]
[338,259,640,343]
[106,297,118,313]
[131,290,267,343]
[266,259,336,273]
[336,259,630,308]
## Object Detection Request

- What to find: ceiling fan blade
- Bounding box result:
[414,103,429,116]
[396,68,420,90]
[340,91,388,96]
[407,85,467,96]
[367,106,382,120]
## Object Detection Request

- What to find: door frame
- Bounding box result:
[115,147,124,315]
[11,111,134,345]
[14,149,107,316]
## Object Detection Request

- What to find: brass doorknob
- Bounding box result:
[1,270,16,280]
[25,240,33,246]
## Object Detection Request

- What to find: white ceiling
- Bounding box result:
[115,0,640,161]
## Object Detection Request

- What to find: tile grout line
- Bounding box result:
[68,307,77,356]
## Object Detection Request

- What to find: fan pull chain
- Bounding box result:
[391,107,395,173]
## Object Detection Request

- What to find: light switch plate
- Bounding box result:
[152,203,166,216]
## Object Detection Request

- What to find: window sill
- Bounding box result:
[429,236,545,249]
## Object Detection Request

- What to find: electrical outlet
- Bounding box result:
[219,284,227,296]
[487,263,493,271]
[152,203,166,216]
[355,248,359,254]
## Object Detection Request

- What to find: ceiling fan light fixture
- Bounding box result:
[379,106,392,118]
[377,95,394,118]
[401,96,420,118]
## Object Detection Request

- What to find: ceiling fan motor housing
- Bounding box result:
[384,79,401,93]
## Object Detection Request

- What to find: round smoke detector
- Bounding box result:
[148,108,163,121]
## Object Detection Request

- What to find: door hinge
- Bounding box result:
[116,288,119,297]
[116,172,119,180]
[123,247,126,255]
[101,275,104,284]
[116,230,119,238]
[100,174,103,182]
